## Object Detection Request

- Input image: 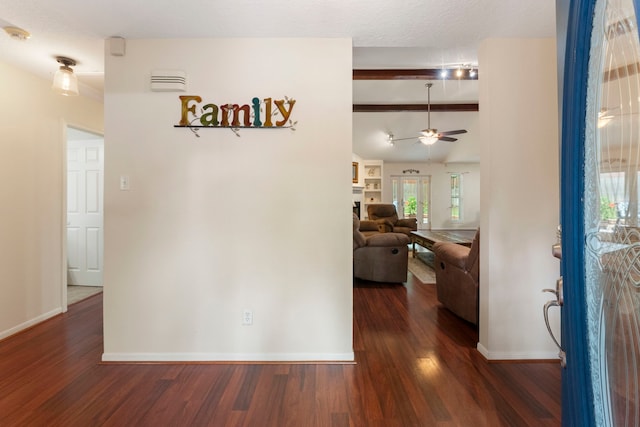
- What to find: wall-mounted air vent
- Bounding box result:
[150,70,187,92]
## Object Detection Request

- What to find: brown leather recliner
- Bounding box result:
[353,213,409,283]
[366,204,417,236]
[432,228,480,325]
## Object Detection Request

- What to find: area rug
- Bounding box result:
[68,285,102,305]
[408,254,436,284]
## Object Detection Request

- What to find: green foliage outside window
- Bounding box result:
[405,196,417,216]
[600,197,617,220]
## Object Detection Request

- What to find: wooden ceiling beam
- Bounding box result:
[352,69,479,111]
[353,103,479,112]
[353,69,478,80]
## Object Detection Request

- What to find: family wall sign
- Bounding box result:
[175,95,297,137]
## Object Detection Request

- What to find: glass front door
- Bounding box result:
[562,0,640,424]
[391,176,430,229]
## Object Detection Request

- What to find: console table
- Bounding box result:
[410,229,476,258]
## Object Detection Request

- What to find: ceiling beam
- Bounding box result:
[353,103,479,112]
[353,69,478,80]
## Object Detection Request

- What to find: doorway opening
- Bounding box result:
[65,126,104,306]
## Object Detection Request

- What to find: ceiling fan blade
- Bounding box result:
[439,129,467,136]
[391,136,421,141]
[437,136,458,142]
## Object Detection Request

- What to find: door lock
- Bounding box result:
[552,225,562,259]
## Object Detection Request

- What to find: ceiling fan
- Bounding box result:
[390,82,468,145]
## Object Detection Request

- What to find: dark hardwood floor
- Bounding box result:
[0,273,561,426]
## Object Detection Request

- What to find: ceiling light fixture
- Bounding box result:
[419,128,439,145]
[3,26,30,41]
[459,64,478,78]
[52,56,79,96]
[387,133,395,146]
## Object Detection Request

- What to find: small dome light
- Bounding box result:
[3,26,30,41]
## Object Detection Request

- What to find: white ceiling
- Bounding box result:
[0,0,557,162]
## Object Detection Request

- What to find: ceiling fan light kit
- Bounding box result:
[52,56,79,96]
[389,82,468,146]
[419,136,438,145]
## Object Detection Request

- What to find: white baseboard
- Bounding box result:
[102,351,356,363]
[0,308,63,341]
[476,343,560,361]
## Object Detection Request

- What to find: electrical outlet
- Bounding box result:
[242,309,253,325]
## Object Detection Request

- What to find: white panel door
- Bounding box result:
[67,138,104,286]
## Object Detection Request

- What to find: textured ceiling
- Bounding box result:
[0,0,556,161]
[0,0,555,91]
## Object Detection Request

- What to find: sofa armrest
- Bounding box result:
[366,232,410,247]
[359,220,379,232]
[396,217,417,230]
[432,242,470,270]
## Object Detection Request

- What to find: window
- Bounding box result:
[599,171,626,223]
[391,176,431,229]
[450,174,462,221]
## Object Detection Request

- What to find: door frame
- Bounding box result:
[560,0,597,424]
[61,121,105,312]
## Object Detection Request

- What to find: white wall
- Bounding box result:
[383,162,480,229]
[103,38,353,361]
[0,61,104,339]
[478,38,561,359]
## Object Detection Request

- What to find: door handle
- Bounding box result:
[543,277,566,368]
[542,277,563,305]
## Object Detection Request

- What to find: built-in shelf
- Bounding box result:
[362,161,383,219]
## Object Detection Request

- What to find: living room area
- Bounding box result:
[351,37,561,365]
[351,73,480,273]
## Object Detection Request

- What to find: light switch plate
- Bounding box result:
[120,175,130,190]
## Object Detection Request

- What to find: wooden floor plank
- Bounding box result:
[0,272,561,426]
